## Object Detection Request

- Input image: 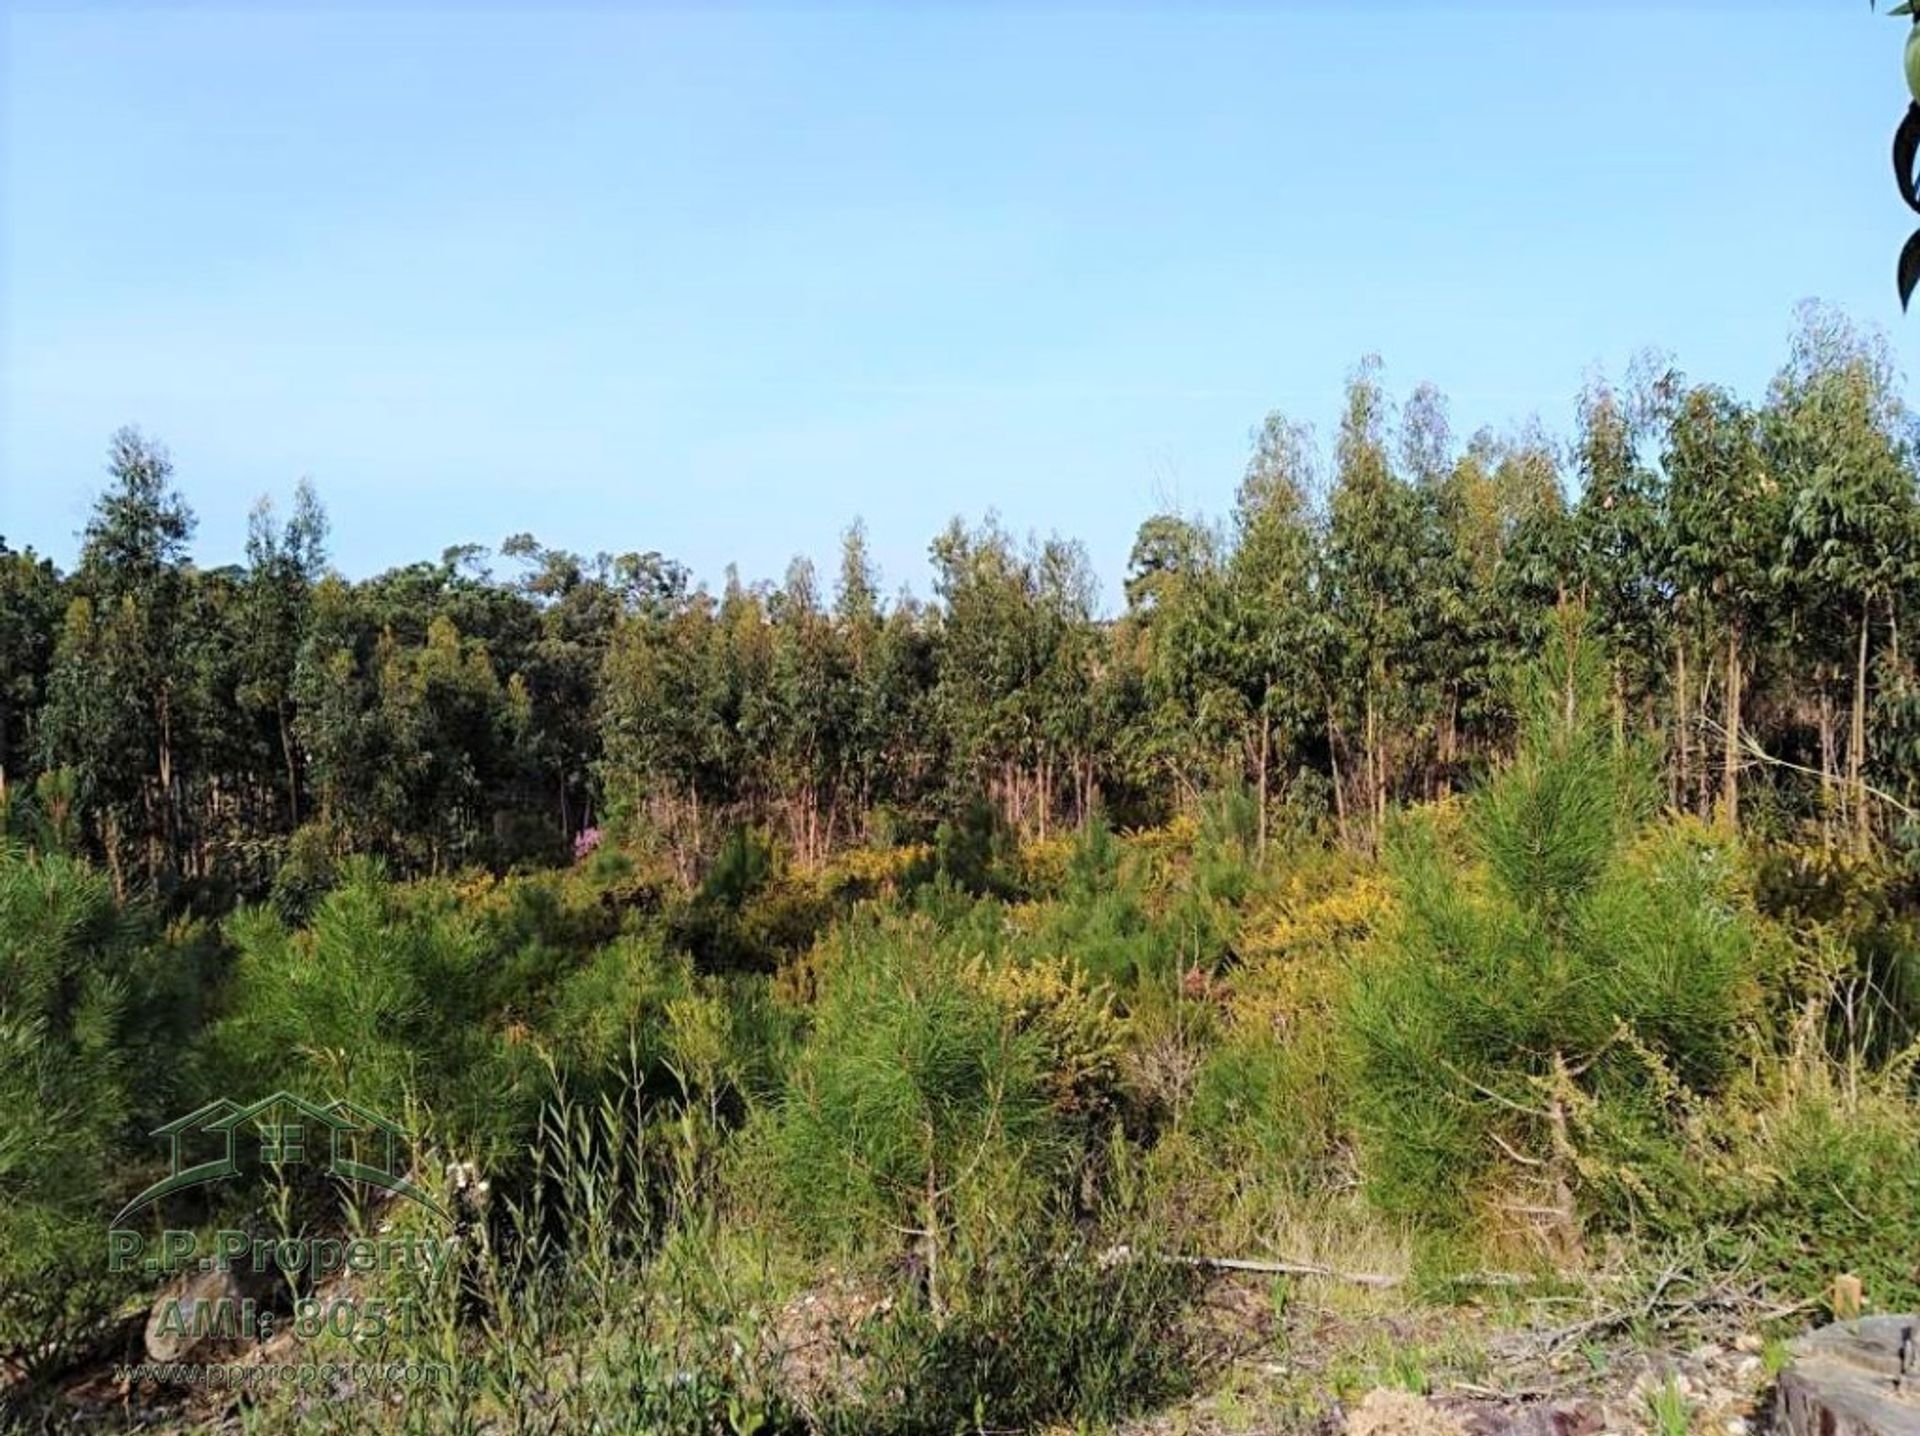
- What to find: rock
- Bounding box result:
[1348,1389,1470,1436]
[1773,1315,1920,1436]
[1504,1402,1604,1436]
[1445,1398,1603,1436]
[143,1266,248,1364]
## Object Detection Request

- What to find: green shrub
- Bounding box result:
[0,844,208,1361]
[669,826,836,973]
[238,1081,807,1436]
[539,930,690,1078]
[1619,1004,1920,1309]
[538,933,793,1126]
[1022,869,1172,993]
[209,858,541,1162]
[1343,643,1761,1240]
[1189,1033,1345,1198]
[269,819,345,923]
[823,1233,1199,1434]
[1702,1081,1920,1309]
[755,923,1059,1285]
[932,794,1021,897]
[1748,843,1920,1062]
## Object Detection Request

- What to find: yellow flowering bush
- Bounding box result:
[817,843,930,902]
[964,954,1125,1118]
[1230,863,1391,1038]
[1017,833,1078,892]
[1124,814,1201,856]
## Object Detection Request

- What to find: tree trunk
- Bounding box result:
[1364,681,1383,848]
[1255,700,1271,859]
[279,704,300,828]
[1853,598,1871,851]
[105,813,126,900]
[1674,635,1689,812]
[157,683,176,862]
[1545,1052,1585,1264]
[1720,626,1741,829]
[1818,685,1836,852]
[1327,702,1349,848]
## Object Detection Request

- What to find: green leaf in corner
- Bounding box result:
[1894,103,1920,213]
[1897,228,1920,310]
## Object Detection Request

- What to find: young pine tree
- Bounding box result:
[1344,613,1759,1253]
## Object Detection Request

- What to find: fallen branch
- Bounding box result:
[1700,717,1920,821]
[1177,1255,1402,1287]
[1098,1244,1531,1291]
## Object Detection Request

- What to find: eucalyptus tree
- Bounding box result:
[1396,385,1481,796]
[41,429,197,889]
[931,518,1035,829]
[1321,359,1429,843]
[238,481,329,828]
[832,522,891,825]
[1124,512,1214,619]
[291,571,533,871]
[0,541,62,804]
[870,597,943,825]
[1122,510,1220,802]
[1225,412,1322,851]
[599,585,723,867]
[1569,373,1673,782]
[768,556,847,859]
[500,535,625,839]
[1661,383,1778,827]
[713,568,780,823]
[1127,513,1233,809]
[1765,303,1917,843]
[1427,422,1566,788]
[831,522,945,830]
[1028,537,1102,835]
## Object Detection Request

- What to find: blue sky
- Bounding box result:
[2,3,1912,610]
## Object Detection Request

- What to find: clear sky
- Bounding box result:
[2,2,1913,610]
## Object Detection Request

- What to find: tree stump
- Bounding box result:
[1774,1316,1920,1436]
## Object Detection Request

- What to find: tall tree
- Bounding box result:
[239,481,329,828]
[1322,359,1428,844]
[1663,384,1776,828]
[41,429,197,889]
[1226,413,1321,852]
[1766,303,1916,846]
[0,542,63,802]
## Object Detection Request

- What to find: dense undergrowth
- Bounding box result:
[2,649,1919,1433]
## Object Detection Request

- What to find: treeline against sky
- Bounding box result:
[2,301,1915,903]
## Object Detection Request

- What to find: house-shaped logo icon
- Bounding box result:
[112,1091,449,1226]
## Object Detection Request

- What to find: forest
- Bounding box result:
[2,300,1919,1432]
